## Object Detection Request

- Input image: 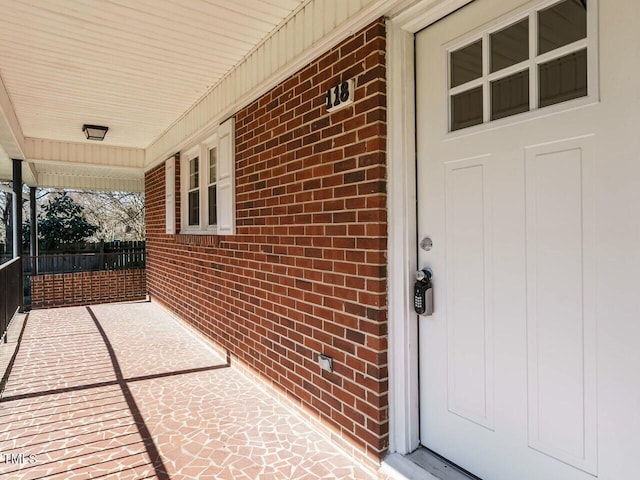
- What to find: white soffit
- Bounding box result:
[147,0,401,166]
[0,0,305,149]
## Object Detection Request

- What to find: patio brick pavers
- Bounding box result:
[0,302,376,479]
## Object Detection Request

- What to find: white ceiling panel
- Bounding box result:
[0,0,305,149]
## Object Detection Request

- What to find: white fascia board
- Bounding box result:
[0,73,25,160]
[145,0,414,170]
[25,138,145,170]
[36,171,144,193]
[23,162,38,187]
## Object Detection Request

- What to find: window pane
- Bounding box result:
[451,40,483,88]
[539,49,587,108]
[491,70,530,120]
[188,191,199,226]
[209,148,217,185]
[451,86,483,131]
[538,0,587,55]
[208,185,217,226]
[189,157,199,190]
[491,18,529,73]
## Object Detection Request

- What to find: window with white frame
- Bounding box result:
[207,145,217,227]
[186,149,200,226]
[179,118,235,235]
[448,0,594,132]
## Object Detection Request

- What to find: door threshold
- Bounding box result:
[382,448,481,480]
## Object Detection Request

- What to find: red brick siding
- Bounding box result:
[145,20,388,464]
[31,269,147,309]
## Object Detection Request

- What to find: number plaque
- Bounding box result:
[325,79,354,112]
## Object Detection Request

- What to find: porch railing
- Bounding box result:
[0,241,146,267]
[25,251,145,275]
[0,257,23,343]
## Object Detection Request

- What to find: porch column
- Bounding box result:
[12,158,24,312]
[29,187,37,257]
[12,159,22,258]
[30,186,38,277]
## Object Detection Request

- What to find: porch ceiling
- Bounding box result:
[0,0,305,190]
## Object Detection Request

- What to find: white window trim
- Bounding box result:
[178,117,235,236]
[180,137,219,235]
[205,135,218,229]
[181,144,206,233]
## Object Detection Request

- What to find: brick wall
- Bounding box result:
[31,269,147,309]
[145,20,388,466]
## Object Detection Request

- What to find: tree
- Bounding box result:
[0,189,11,247]
[71,191,145,241]
[37,192,98,250]
[2,187,145,252]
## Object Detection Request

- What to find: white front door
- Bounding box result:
[416,0,640,479]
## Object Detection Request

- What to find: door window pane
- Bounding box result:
[188,191,199,226]
[446,0,591,132]
[538,0,587,55]
[451,86,483,131]
[451,40,483,88]
[491,18,529,73]
[539,49,587,108]
[491,70,530,120]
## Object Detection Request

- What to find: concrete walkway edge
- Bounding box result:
[0,311,28,398]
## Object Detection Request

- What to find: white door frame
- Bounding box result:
[386,0,475,455]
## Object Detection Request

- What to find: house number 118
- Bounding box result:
[326,79,354,112]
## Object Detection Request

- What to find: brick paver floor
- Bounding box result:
[0,302,376,479]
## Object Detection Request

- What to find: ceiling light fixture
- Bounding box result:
[82,124,109,141]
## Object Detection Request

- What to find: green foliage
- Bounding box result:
[38,193,98,250]
[22,221,31,249]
